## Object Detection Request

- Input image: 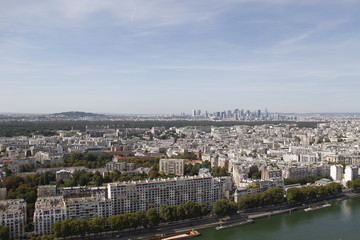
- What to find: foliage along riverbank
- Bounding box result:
[30,183,344,239]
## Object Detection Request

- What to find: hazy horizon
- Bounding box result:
[1,1,359,113]
[1,110,360,116]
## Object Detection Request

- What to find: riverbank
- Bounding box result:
[109,191,360,240]
[57,191,360,240]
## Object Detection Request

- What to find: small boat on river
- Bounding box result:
[216,219,254,230]
[304,203,331,212]
[158,230,201,240]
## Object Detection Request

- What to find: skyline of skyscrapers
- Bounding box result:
[192,108,276,121]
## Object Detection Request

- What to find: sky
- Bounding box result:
[0,0,359,114]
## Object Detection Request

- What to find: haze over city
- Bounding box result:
[1,0,359,114]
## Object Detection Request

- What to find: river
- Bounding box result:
[198,198,360,240]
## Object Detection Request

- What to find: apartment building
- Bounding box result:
[159,159,185,176]
[37,185,57,198]
[0,199,26,239]
[106,162,135,172]
[344,165,358,182]
[282,165,330,180]
[33,196,66,236]
[56,169,72,181]
[64,193,112,220]
[261,168,282,180]
[107,176,232,215]
[330,165,344,181]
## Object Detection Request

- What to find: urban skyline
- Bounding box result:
[1,0,360,114]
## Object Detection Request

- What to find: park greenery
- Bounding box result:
[57,170,111,187]
[160,201,209,221]
[63,152,113,169]
[212,199,238,217]
[284,176,332,185]
[19,163,36,173]
[346,178,360,190]
[285,183,342,204]
[170,152,198,160]
[211,166,230,177]
[0,226,9,240]
[29,234,53,240]
[2,171,56,225]
[184,161,210,175]
[237,187,285,210]
[0,120,319,137]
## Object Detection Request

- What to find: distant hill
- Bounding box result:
[50,111,107,118]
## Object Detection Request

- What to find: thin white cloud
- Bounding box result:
[279,32,313,46]
[0,0,225,28]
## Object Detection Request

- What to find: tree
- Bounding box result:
[212,199,237,217]
[149,170,159,179]
[72,219,89,235]
[3,176,23,190]
[212,167,229,177]
[88,217,106,233]
[30,235,53,240]
[146,209,160,227]
[176,205,186,220]
[110,170,121,182]
[0,226,9,240]
[347,178,360,190]
[160,205,176,222]
[301,187,317,201]
[40,171,55,185]
[108,215,125,231]
[200,203,210,216]
[93,171,103,187]
[63,179,76,187]
[53,221,68,238]
[19,163,35,172]
[327,182,342,195]
[265,187,285,205]
[286,188,305,204]
[133,211,146,228]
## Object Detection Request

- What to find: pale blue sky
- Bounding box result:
[1,0,359,114]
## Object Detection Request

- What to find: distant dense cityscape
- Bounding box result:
[190,108,291,121]
[0,112,360,239]
[0,110,359,123]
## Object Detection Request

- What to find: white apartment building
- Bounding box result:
[344,165,358,182]
[65,194,112,220]
[283,154,299,163]
[299,154,318,163]
[106,161,135,172]
[282,165,330,180]
[56,169,72,181]
[261,168,282,180]
[33,196,66,236]
[0,199,26,240]
[108,176,232,215]
[159,159,185,176]
[37,185,57,198]
[330,165,344,181]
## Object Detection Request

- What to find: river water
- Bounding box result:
[198,198,360,240]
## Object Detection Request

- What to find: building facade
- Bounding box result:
[64,194,112,220]
[159,159,185,176]
[107,176,232,215]
[33,196,66,236]
[330,165,344,181]
[0,199,26,239]
[344,165,358,182]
